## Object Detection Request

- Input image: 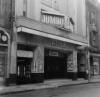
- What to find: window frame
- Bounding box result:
[23,0,27,17]
[89,11,96,26]
[41,0,59,11]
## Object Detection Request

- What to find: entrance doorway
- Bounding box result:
[77,53,86,79]
[0,53,6,84]
[17,57,32,84]
[44,49,67,79]
[17,44,34,84]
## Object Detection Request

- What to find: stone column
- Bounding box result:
[72,50,78,80]
[31,45,44,83]
[9,24,17,85]
[86,50,90,81]
[67,50,77,80]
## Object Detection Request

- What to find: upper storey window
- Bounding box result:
[41,0,59,11]
[89,11,96,25]
[89,11,97,31]
[23,0,27,17]
[42,0,52,7]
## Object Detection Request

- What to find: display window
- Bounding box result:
[90,57,100,75]
[93,57,99,75]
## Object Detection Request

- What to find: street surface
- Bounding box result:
[1,83,100,97]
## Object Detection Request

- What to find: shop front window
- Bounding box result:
[90,31,97,47]
[90,56,100,75]
[93,57,99,75]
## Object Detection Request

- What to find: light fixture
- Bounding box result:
[1,34,8,42]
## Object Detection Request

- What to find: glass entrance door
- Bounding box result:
[17,57,31,84]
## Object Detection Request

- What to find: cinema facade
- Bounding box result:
[5,13,89,85]
[0,0,90,85]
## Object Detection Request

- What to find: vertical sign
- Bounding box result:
[32,46,44,73]
[73,51,77,72]
[67,53,74,72]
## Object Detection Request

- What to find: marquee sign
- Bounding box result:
[0,30,8,44]
[41,11,74,32]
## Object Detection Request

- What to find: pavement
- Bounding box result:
[0,76,100,95]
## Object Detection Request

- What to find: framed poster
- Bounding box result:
[67,54,74,72]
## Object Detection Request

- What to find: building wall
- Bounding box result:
[0,0,14,85]
[96,8,100,50]
[15,0,88,44]
[86,0,99,48]
[0,0,90,84]
[15,0,41,21]
[86,0,100,77]
[0,0,12,29]
[77,0,86,36]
